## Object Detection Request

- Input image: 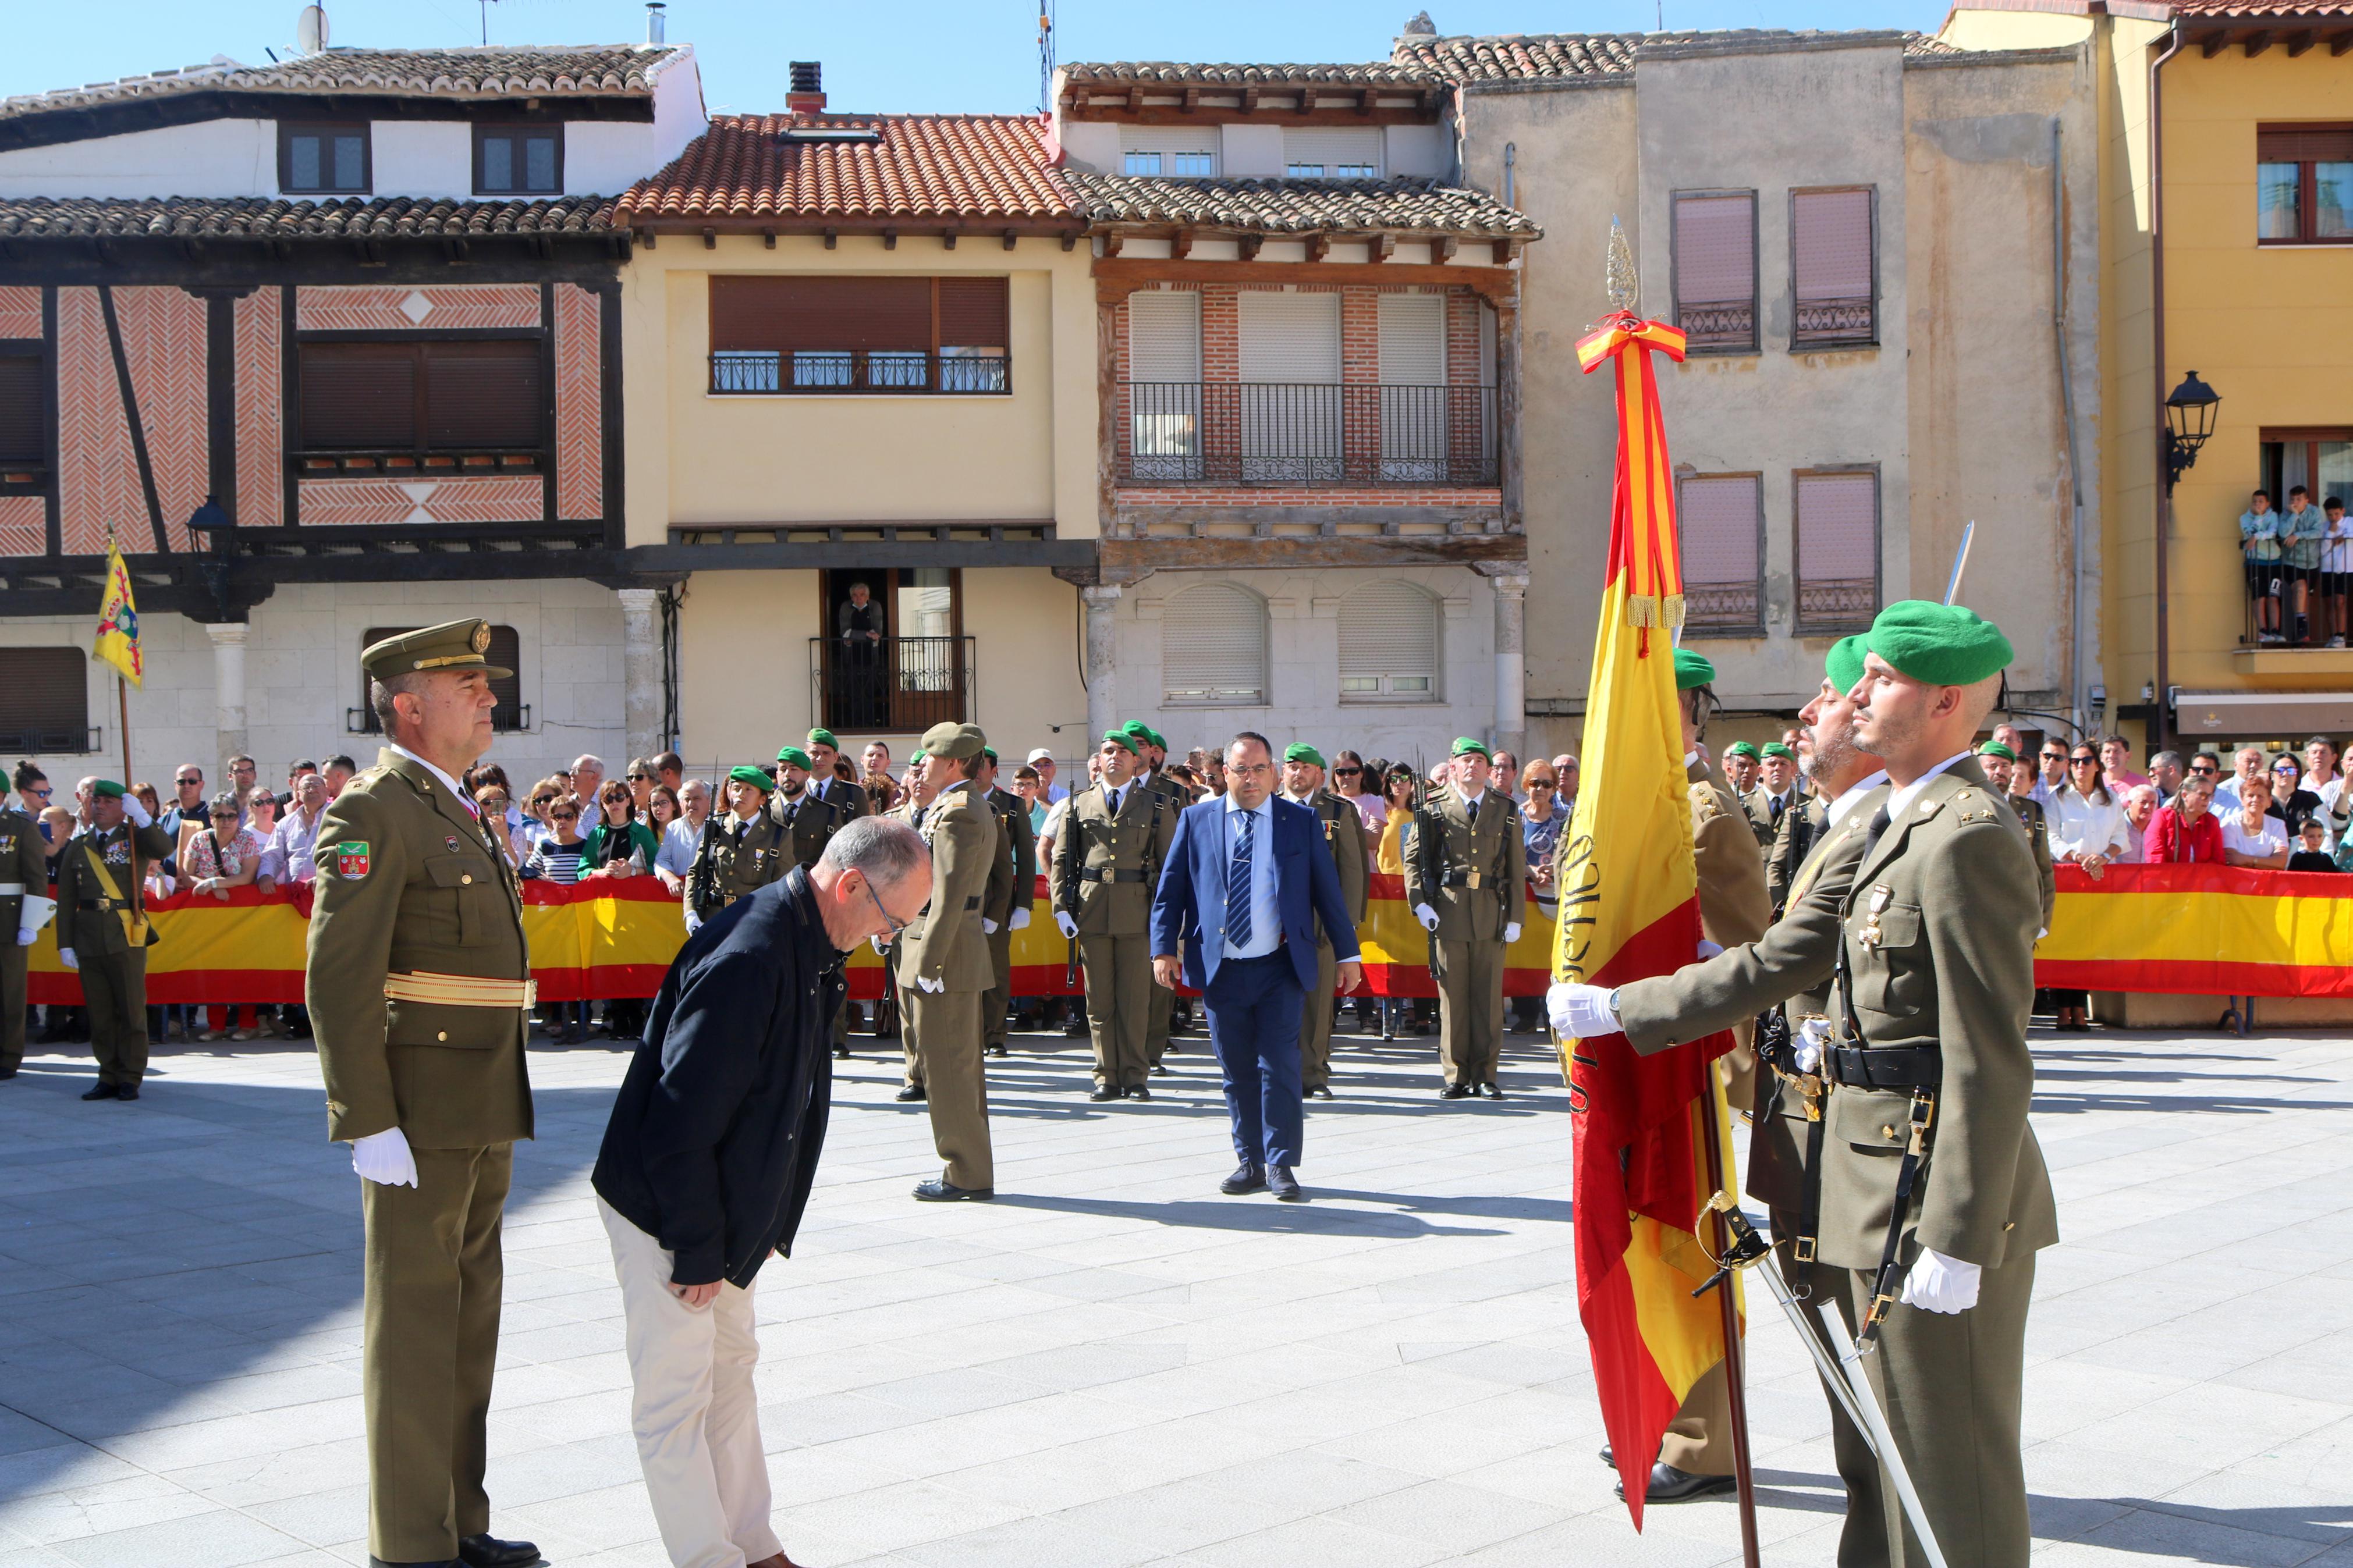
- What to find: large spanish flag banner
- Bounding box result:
[1560,303,1741,1527]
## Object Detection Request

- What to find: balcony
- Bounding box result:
[1118,382,1497,488]
[712,350,1010,396]
[1791,296,1876,350]
[810,635,974,733]
[1680,301,1756,355]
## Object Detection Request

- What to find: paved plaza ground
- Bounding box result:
[1,1019,2349,1567]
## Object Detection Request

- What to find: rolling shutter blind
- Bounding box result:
[1677,475,1762,630]
[425,342,541,449]
[936,278,1009,350]
[1673,193,1755,305]
[2258,127,2353,163]
[1795,471,1879,628]
[1162,585,1268,705]
[1339,582,1438,698]
[1126,291,1201,382]
[1793,190,1873,301]
[0,353,42,462]
[361,625,523,731]
[301,344,418,448]
[1283,127,1382,175]
[0,646,87,749]
[1237,292,1340,383]
[710,276,932,353]
[1376,294,1445,385]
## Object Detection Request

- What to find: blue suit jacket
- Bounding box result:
[1151,794,1362,993]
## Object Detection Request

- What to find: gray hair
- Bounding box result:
[208,790,242,818]
[369,673,424,737]
[821,814,927,890]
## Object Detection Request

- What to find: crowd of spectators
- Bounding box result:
[2241,486,2353,648]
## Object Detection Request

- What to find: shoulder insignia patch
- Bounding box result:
[336,841,370,879]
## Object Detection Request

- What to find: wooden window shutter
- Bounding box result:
[360,624,523,732]
[0,646,87,749]
[1793,189,1874,302]
[0,352,42,463]
[937,278,1008,350]
[1673,194,1755,306]
[1162,584,1268,705]
[425,341,541,449]
[710,276,931,353]
[2258,126,2353,163]
[1237,291,1341,383]
[1339,581,1438,699]
[1677,475,1763,631]
[1794,471,1879,631]
[301,343,418,448]
[1126,291,1201,382]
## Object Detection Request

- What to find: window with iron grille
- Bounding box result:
[708,276,1010,394]
[1339,581,1439,702]
[356,625,526,734]
[1671,193,1757,354]
[279,122,371,195]
[0,647,88,753]
[475,125,563,196]
[2258,125,2353,244]
[0,348,45,492]
[1677,474,1765,634]
[1793,468,1880,634]
[1790,188,1876,349]
[1162,584,1269,706]
[297,339,544,471]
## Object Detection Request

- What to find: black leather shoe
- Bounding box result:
[1308,1085,1333,1100]
[457,1535,545,1568]
[1268,1165,1303,1201]
[1481,1081,1504,1100]
[1154,1063,1172,1074]
[985,1043,1007,1057]
[0,1068,17,1080]
[80,1083,117,1101]
[1440,1083,1471,1100]
[912,1178,993,1201]
[1089,1084,1122,1102]
[833,1046,853,1059]
[115,1085,139,1101]
[1219,1162,1266,1195]
[895,1084,927,1102]
[1618,1463,1737,1503]
[1127,1084,1152,1102]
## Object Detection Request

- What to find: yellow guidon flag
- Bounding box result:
[1558,305,1742,1527]
[93,535,143,688]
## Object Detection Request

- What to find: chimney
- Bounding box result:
[645,3,665,44]
[787,61,826,115]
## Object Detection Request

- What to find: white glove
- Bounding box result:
[1055,911,1078,940]
[56,947,76,970]
[683,908,702,936]
[1503,922,1521,944]
[19,894,54,934]
[1899,1247,1981,1314]
[1547,981,1619,1038]
[1009,907,1031,930]
[350,1126,419,1188]
[1794,1017,1831,1074]
[121,794,152,828]
[915,973,944,994]
[13,927,30,947]
[1697,939,1724,961]
[983,918,1000,934]
[1413,902,1440,932]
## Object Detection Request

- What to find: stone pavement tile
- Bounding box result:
[1443,1512,1743,1568]
[1182,1513,1451,1568]
[0,1551,82,1568]
[42,1507,309,1568]
[0,1446,143,1503]
[784,1479,1030,1557]
[2040,1505,2340,1567]
[899,1511,1166,1568]
[1042,1477,1297,1555]
[158,1437,371,1510]
[0,1473,216,1546]
[1319,1475,1574,1551]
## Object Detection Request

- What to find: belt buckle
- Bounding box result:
[1465,870,1482,890]
[1792,1238,1816,1263]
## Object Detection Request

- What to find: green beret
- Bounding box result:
[360,617,511,684]
[1826,634,1869,695]
[922,721,986,761]
[773,746,813,772]
[1864,600,2014,687]
[727,765,773,794]
[1724,742,1761,760]
[1146,727,1169,751]
[1284,743,1326,769]
[92,779,125,799]
[806,727,839,752]
[1119,721,1152,748]
[1977,741,2019,762]
[1673,648,1716,691]
[1761,742,1797,761]
[982,746,998,765]
[1101,729,1138,755]
[1451,737,1491,760]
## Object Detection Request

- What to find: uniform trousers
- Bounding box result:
[983,923,1016,1050]
[1298,938,1337,1090]
[1433,934,1504,1086]
[598,1196,783,1568]
[1078,932,1151,1089]
[896,977,923,1089]
[907,989,993,1189]
[0,938,26,1072]
[1203,949,1306,1170]
[1146,969,1174,1066]
[79,948,148,1087]
[361,1142,510,1563]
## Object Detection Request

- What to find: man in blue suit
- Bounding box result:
[1152,732,1362,1201]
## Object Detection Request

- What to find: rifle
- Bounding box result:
[1413,783,1444,987]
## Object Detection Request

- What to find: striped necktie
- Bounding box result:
[1226,808,1255,950]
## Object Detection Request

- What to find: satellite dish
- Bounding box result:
[296,4,329,54]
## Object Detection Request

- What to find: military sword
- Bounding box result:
[1943,521,1976,607]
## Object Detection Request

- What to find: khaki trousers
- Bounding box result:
[983,922,1014,1050]
[907,988,992,1189]
[80,947,148,1086]
[1078,932,1151,1089]
[599,1197,783,1568]
[361,1142,510,1563]
[1298,938,1337,1090]
[1146,965,1174,1066]
[896,978,922,1089]
[1433,935,1503,1086]
[0,938,25,1072]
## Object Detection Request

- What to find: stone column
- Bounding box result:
[1081,584,1122,740]
[205,621,249,788]
[1488,571,1528,764]
[617,587,663,765]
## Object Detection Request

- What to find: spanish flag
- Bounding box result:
[93,535,142,688]
[1559,305,1740,1527]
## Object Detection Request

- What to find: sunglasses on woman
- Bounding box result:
[551,810,579,822]
[481,795,510,809]
[530,793,556,806]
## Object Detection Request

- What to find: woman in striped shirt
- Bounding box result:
[524,794,589,1042]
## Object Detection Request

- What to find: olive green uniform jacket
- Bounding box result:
[768,785,850,869]
[2003,792,2059,931]
[1767,795,1830,913]
[1402,787,1524,941]
[0,806,48,1069]
[902,784,999,993]
[1050,780,1176,936]
[982,784,1038,927]
[686,809,793,920]
[53,819,175,958]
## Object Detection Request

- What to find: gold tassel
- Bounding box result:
[1663,593,1687,631]
[1624,595,1659,629]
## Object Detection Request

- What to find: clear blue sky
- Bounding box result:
[8,1,1949,119]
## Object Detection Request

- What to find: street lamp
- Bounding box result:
[2163,370,2219,493]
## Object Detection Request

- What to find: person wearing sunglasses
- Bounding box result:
[2269,753,2324,844]
[2047,748,2130,1030]
[1,760,58,1079]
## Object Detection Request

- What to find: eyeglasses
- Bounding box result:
[858,873,908,939]
[1227,762,1274,778]
[2190,762,2219,774]
[210,811,239,821]
[1332,767,1360,777]
[2070,756,2100,767]
[2040,752,2066,763]
[1527,780,1556,790]
[626,773,649,782]
[530,793,555,806]
[26,786,50,799]
[480,795,510,809]
[550,810,579,821]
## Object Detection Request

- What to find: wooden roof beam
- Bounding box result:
[2243,29,2274,56]
[2202,30,2233,57]
[1236,233,1264,261]
[1304,232,1329,263]
[1169,229,1194,260]
[2334,30,2353,55]
[2285,30,2317,56]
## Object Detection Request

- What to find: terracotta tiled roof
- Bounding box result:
[613,114,1076,228]
[1064,173,1539,240]
[1060,61,1431,87]
[1394,30,1955,83]
[0,194,615,240]
[0,44,683,123]
[2167,0,2353,13]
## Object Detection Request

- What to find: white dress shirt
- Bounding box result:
[1825,770,1890,830]
[1220,792,1281,961]
[1888,752,1975,823]
[2047,785,2132,862]
[387,744,473,812]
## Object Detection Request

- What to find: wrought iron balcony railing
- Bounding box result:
[1119,382,1498,487]
[810,635,974,732]
[1792,296,1877,349]
[712,350,1010,396]
[1680,301,1757,354]
[1794,576,1878,634]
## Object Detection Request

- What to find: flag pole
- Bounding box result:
[118,675,132,785]
[1698,1079,1763,1568]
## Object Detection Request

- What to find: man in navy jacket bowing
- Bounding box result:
[1152,732,1362,1201]
[593,815,931,1568]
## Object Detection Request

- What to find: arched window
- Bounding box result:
[1339,581,1439,702]
[1162,583,1268,706]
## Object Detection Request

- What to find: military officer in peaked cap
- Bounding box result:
[53,779,173,1099]
[0,784,53,1080]
[1279,743,1367,1098]
[900,721,1002,1200]
[1053,728,1177,1100]
[1405,737,1524,1099]
[307,618,540,1568]
[1556,603,2056,1566]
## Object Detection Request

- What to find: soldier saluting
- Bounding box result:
[307,618,540,1568]
[1052,729,1175,1101]
[1405,738,1524,1100]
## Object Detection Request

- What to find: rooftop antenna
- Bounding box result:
[478,0,498,47]
[294,3,328,55]
[1037,0,1056,116]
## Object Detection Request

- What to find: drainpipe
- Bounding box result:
[2051,116,2089,735]
[2149,22,2184,754]
[1502,141,1516,208]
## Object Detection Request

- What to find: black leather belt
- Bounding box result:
[1825,1046,1940,1091]
[963,895,981,910]
[77,898,126,912]
[1081,867,1148,883]
[1440,870,1489,888]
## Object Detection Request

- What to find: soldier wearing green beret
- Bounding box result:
[974,746,1038,1059]
[53,778,173,1099]
[1404,737,1525,1098]
[1722,739,1762,800]
[1766,640,1867,912]
[1280,743,1367,1097]
[766,746,847,869]
[305,617,540,1568]
[0,778,53,1082]
[1977,741,2058,933]
[1051,729,1177,1100]
[902,722,1002,1200]
[1121,721,1189,1070]
[1745,741,1802,851]
[684,766,794,931]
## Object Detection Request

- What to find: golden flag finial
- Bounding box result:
[1605,214,1639,315]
